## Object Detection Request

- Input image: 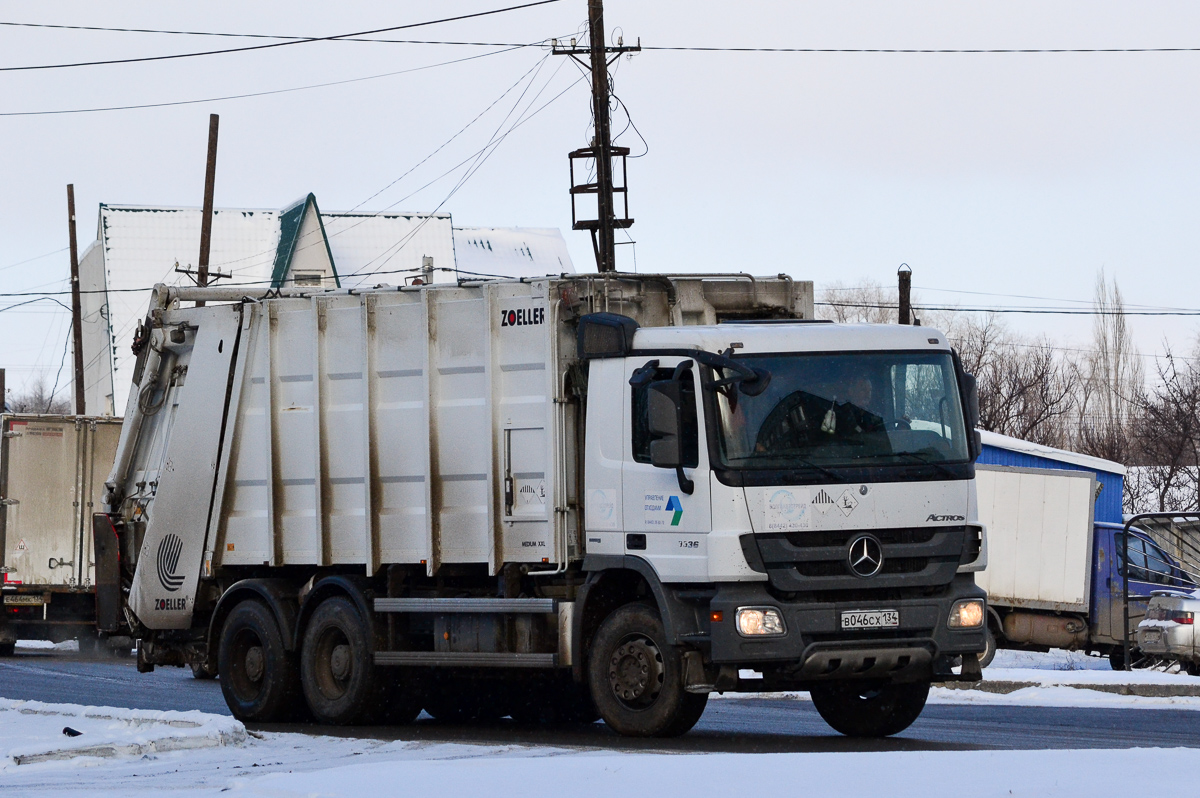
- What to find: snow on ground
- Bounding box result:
[984,647,1200,686]
[0,698,244,766]
[13,640,78,652]
[3,719,1200,798]
[5,648,1200,796]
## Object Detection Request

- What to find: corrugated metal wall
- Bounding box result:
[978,444,1124,524]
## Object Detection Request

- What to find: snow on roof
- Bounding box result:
[978,429,1127,476]
[83,204,457,414]
[80,206,575,415]
[452,227,574,278]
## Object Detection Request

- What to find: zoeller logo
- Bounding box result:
[499,307,545,327]
[926,514,965,522]
[156,534,185,592]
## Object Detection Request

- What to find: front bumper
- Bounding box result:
[705,574,986,682]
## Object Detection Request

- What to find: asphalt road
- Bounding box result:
[3,648,1199,753]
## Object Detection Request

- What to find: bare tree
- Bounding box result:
[1076,271,1143,463]
[818,280,900,324]
[817,279,959,335]
[1125,349,1200,513]
[951,314,1077,447]
[5,376,71,414]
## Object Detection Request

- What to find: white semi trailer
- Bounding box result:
[0,414,122,653]
[97,274,987,737]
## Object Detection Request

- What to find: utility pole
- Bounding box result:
[66,184,86,415]
[555,0,639,273]
[196,113,219,307]
[898,263,912,325]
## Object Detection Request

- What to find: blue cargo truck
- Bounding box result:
[974,432,1192,667]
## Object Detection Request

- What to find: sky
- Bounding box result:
[2,0,1200,399]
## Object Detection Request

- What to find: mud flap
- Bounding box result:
[92,513,122,633]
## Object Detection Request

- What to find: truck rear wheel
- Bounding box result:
[218,600,302,722]
[809,679,930,737]
[301,597,396,725]
[587,603,708,737]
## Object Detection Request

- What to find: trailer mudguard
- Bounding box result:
[294,575,377,650]
[573,554,707,681]
[207,579,301,659]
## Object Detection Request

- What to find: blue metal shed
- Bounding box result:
[977,431,1126,524]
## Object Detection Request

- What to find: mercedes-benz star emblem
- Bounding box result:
[847,535,883,578]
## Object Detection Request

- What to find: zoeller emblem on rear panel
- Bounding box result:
[156,534,185,592]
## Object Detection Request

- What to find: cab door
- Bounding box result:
[621,356,711,581]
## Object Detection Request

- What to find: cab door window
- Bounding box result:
[630,364,699,467]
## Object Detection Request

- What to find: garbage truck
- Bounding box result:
[95,274,987,737]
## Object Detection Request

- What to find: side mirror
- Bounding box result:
[648,382,683,468]
[647,376,695,495]
[952,349,982,461]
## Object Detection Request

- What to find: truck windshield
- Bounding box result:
[714,352,969,470]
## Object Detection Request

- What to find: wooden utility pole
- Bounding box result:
[556,0,639,273]
[67,184,86,415]
[898,263,912,325]
[196,113,219,307]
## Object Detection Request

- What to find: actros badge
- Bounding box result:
[156,533,186,592]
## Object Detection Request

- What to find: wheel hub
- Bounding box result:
[244,645,265,682]
[608,638,663,707]
[330,643,352,682]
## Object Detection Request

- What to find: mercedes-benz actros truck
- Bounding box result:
[95,273,986,737]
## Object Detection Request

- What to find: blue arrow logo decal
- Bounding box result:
[666,495,683,526]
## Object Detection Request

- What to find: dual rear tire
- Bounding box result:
[218,596,420,725]
[218,600,303,722]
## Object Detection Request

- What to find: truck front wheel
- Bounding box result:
[587,603,708,737]
[809,679,930,737]
[218,600,302,722]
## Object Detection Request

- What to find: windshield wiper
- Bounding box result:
[752,451,846,482]
[891,451,959,478]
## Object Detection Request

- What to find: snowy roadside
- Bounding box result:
[4,727,1200,798]
[0,698,244,766]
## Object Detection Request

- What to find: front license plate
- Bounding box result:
[841,609,899,630]
[3,594,44,606]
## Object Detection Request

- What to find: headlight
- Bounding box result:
[948,599,985,629]
[736,607,786,636]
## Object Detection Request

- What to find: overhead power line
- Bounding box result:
[0,20,543,47]
[0,0,562,72]
[816,301,1200,317]
[7,21,1197,55]
[0,46,524,116]
[644,45,1200,54]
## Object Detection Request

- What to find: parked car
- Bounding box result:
[1136,590,1200,674]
